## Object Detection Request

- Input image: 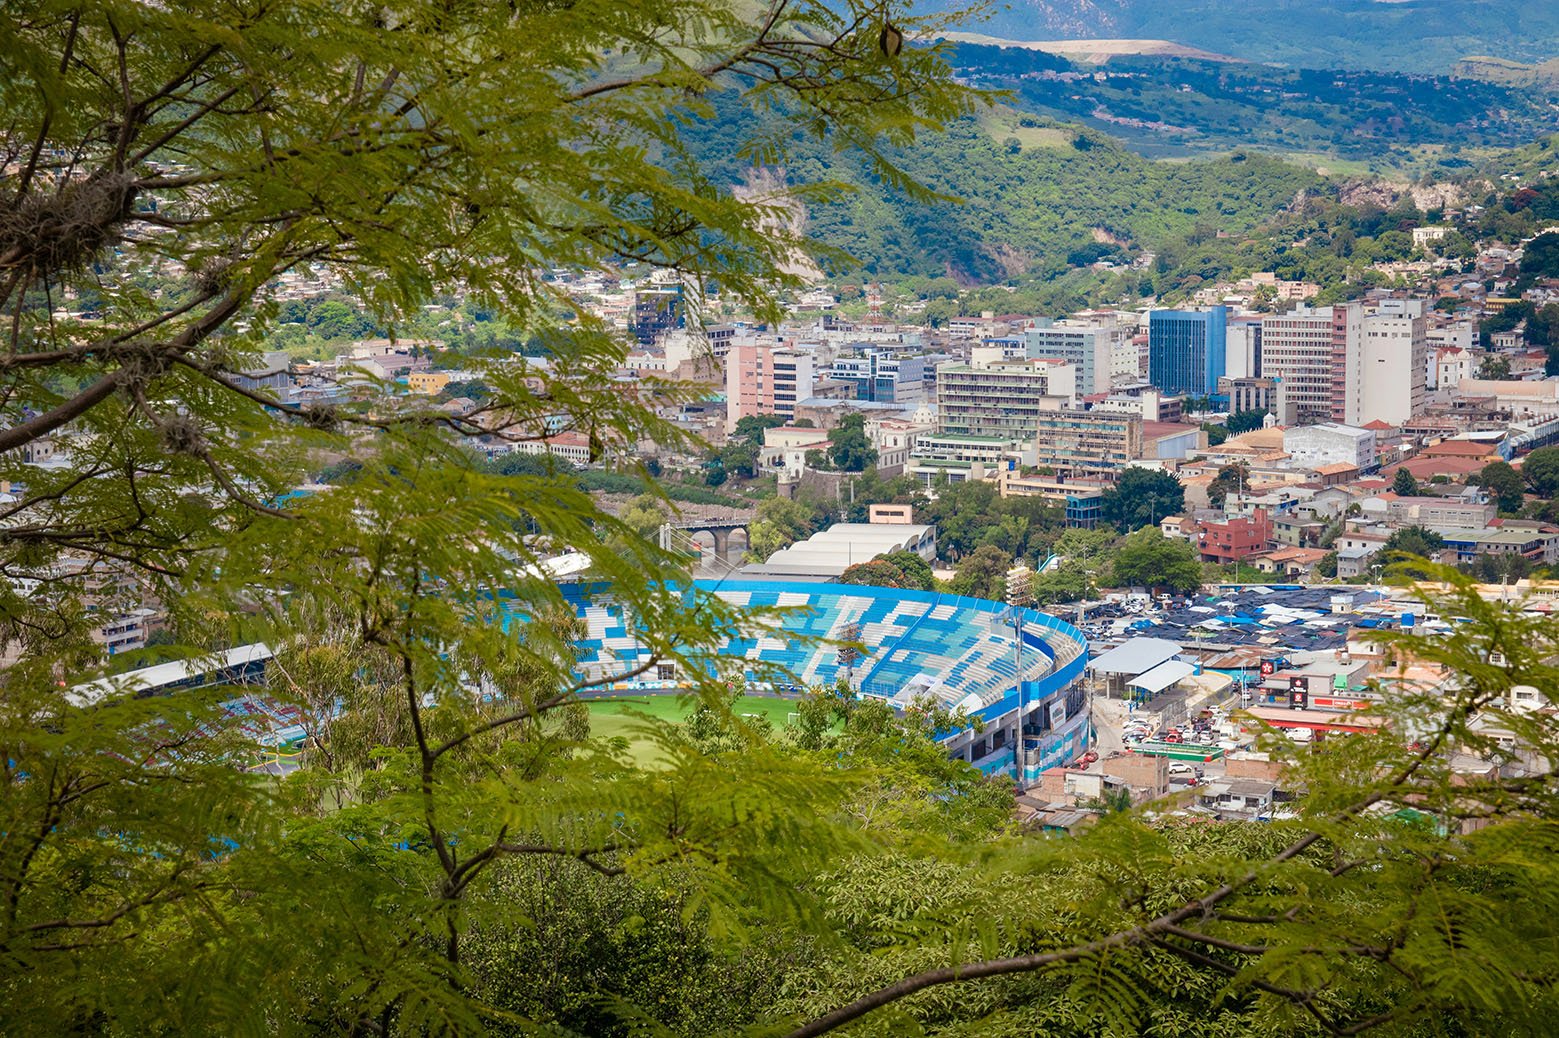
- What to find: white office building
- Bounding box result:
[1358,300,1427,425]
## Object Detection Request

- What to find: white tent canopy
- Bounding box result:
[1087,637,1183,677]
[1128,659,1196,695]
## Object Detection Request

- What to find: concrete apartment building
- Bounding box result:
[1196,509,1275,564]
[725,343,816,431]
[1436,526,1559,567]
[1148,306,1227,398]
[935,356,1076,440]
[1258,301,1426,427]
[1032,409,1143,478]
[1224,317,1262,381]
[1218,376,1286,419]
[1385,496,1497,529]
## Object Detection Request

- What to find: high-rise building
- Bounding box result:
[1148,306,1227,398]
[934,357,1076,440]
[1225,317,1262,380]
[631,287,684,345]
[1260,303,1361,425]
[1023,321,1119,395]
[725,344,815,431]
[1358,300,1427,425]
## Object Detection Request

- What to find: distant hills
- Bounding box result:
[916,1,1559,72]
[944,42,1558,164]
[1456,55,1559,90]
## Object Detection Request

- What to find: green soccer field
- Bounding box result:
[581,694,800,766]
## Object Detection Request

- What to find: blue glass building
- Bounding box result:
[1148,306,1227,397]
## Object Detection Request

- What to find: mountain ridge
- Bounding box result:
[916,0,1559,72]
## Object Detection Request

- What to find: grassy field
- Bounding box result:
[977,107,1074,152]
[582,694,801,766]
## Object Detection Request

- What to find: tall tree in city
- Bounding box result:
[1208,462,1250,508]
[1225,408,1269,434]
[948,544,1012,600]
[827,413,878,472]
[1102,467,1186,530]
[1476,460,1527,514]
[1391,467,1421,496]
[1523,446,1559,498]
[1382,525,1446,559]
[0,0,978,1030]
[1111,526,1202,593]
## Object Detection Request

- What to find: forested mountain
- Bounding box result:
[916,0,1559,73]
[684,104,1321,284]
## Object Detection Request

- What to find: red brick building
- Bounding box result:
[1196,508,1274,564]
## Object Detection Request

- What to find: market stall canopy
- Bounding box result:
[1128,659,1197,695]
[1087,637,1183,677]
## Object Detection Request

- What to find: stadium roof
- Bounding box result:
[68,643,273,707]
[1087,637,1182,676]
[742,523,934,579]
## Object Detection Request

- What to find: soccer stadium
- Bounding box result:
[567,579,1092,781]
[77,581,1093,782]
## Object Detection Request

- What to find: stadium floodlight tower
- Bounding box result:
[836,620,863,689]
[1002,603,1027,782]
[1004,567,1033,782]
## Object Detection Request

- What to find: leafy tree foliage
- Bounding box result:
[747,496,831,562]
[883,550,936,591]
[838,558,919,589]
[1523,446,1559,498]
[826,414,877,472]
[1476,460,1527,513]
[1207,463,1249,509]
[1478,354,1513,380]
[916,478,1063,562]
[1391,468,1421,496]
[1383,525,1446,559]
[840,550,937,591]
[948,544,1012,600]
[7,5,1559,1037]
[0,0,978,1032]
[618,494,669,541]
[1102,468,1187,531]
[1112,527,1203,594]
[1520,229,1559,280]
[1029,562,1095,606]
[733,415,789,446]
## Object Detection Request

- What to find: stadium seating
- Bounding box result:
[552,580,1087,713]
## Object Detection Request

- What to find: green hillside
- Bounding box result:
[685,105,1322,284]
